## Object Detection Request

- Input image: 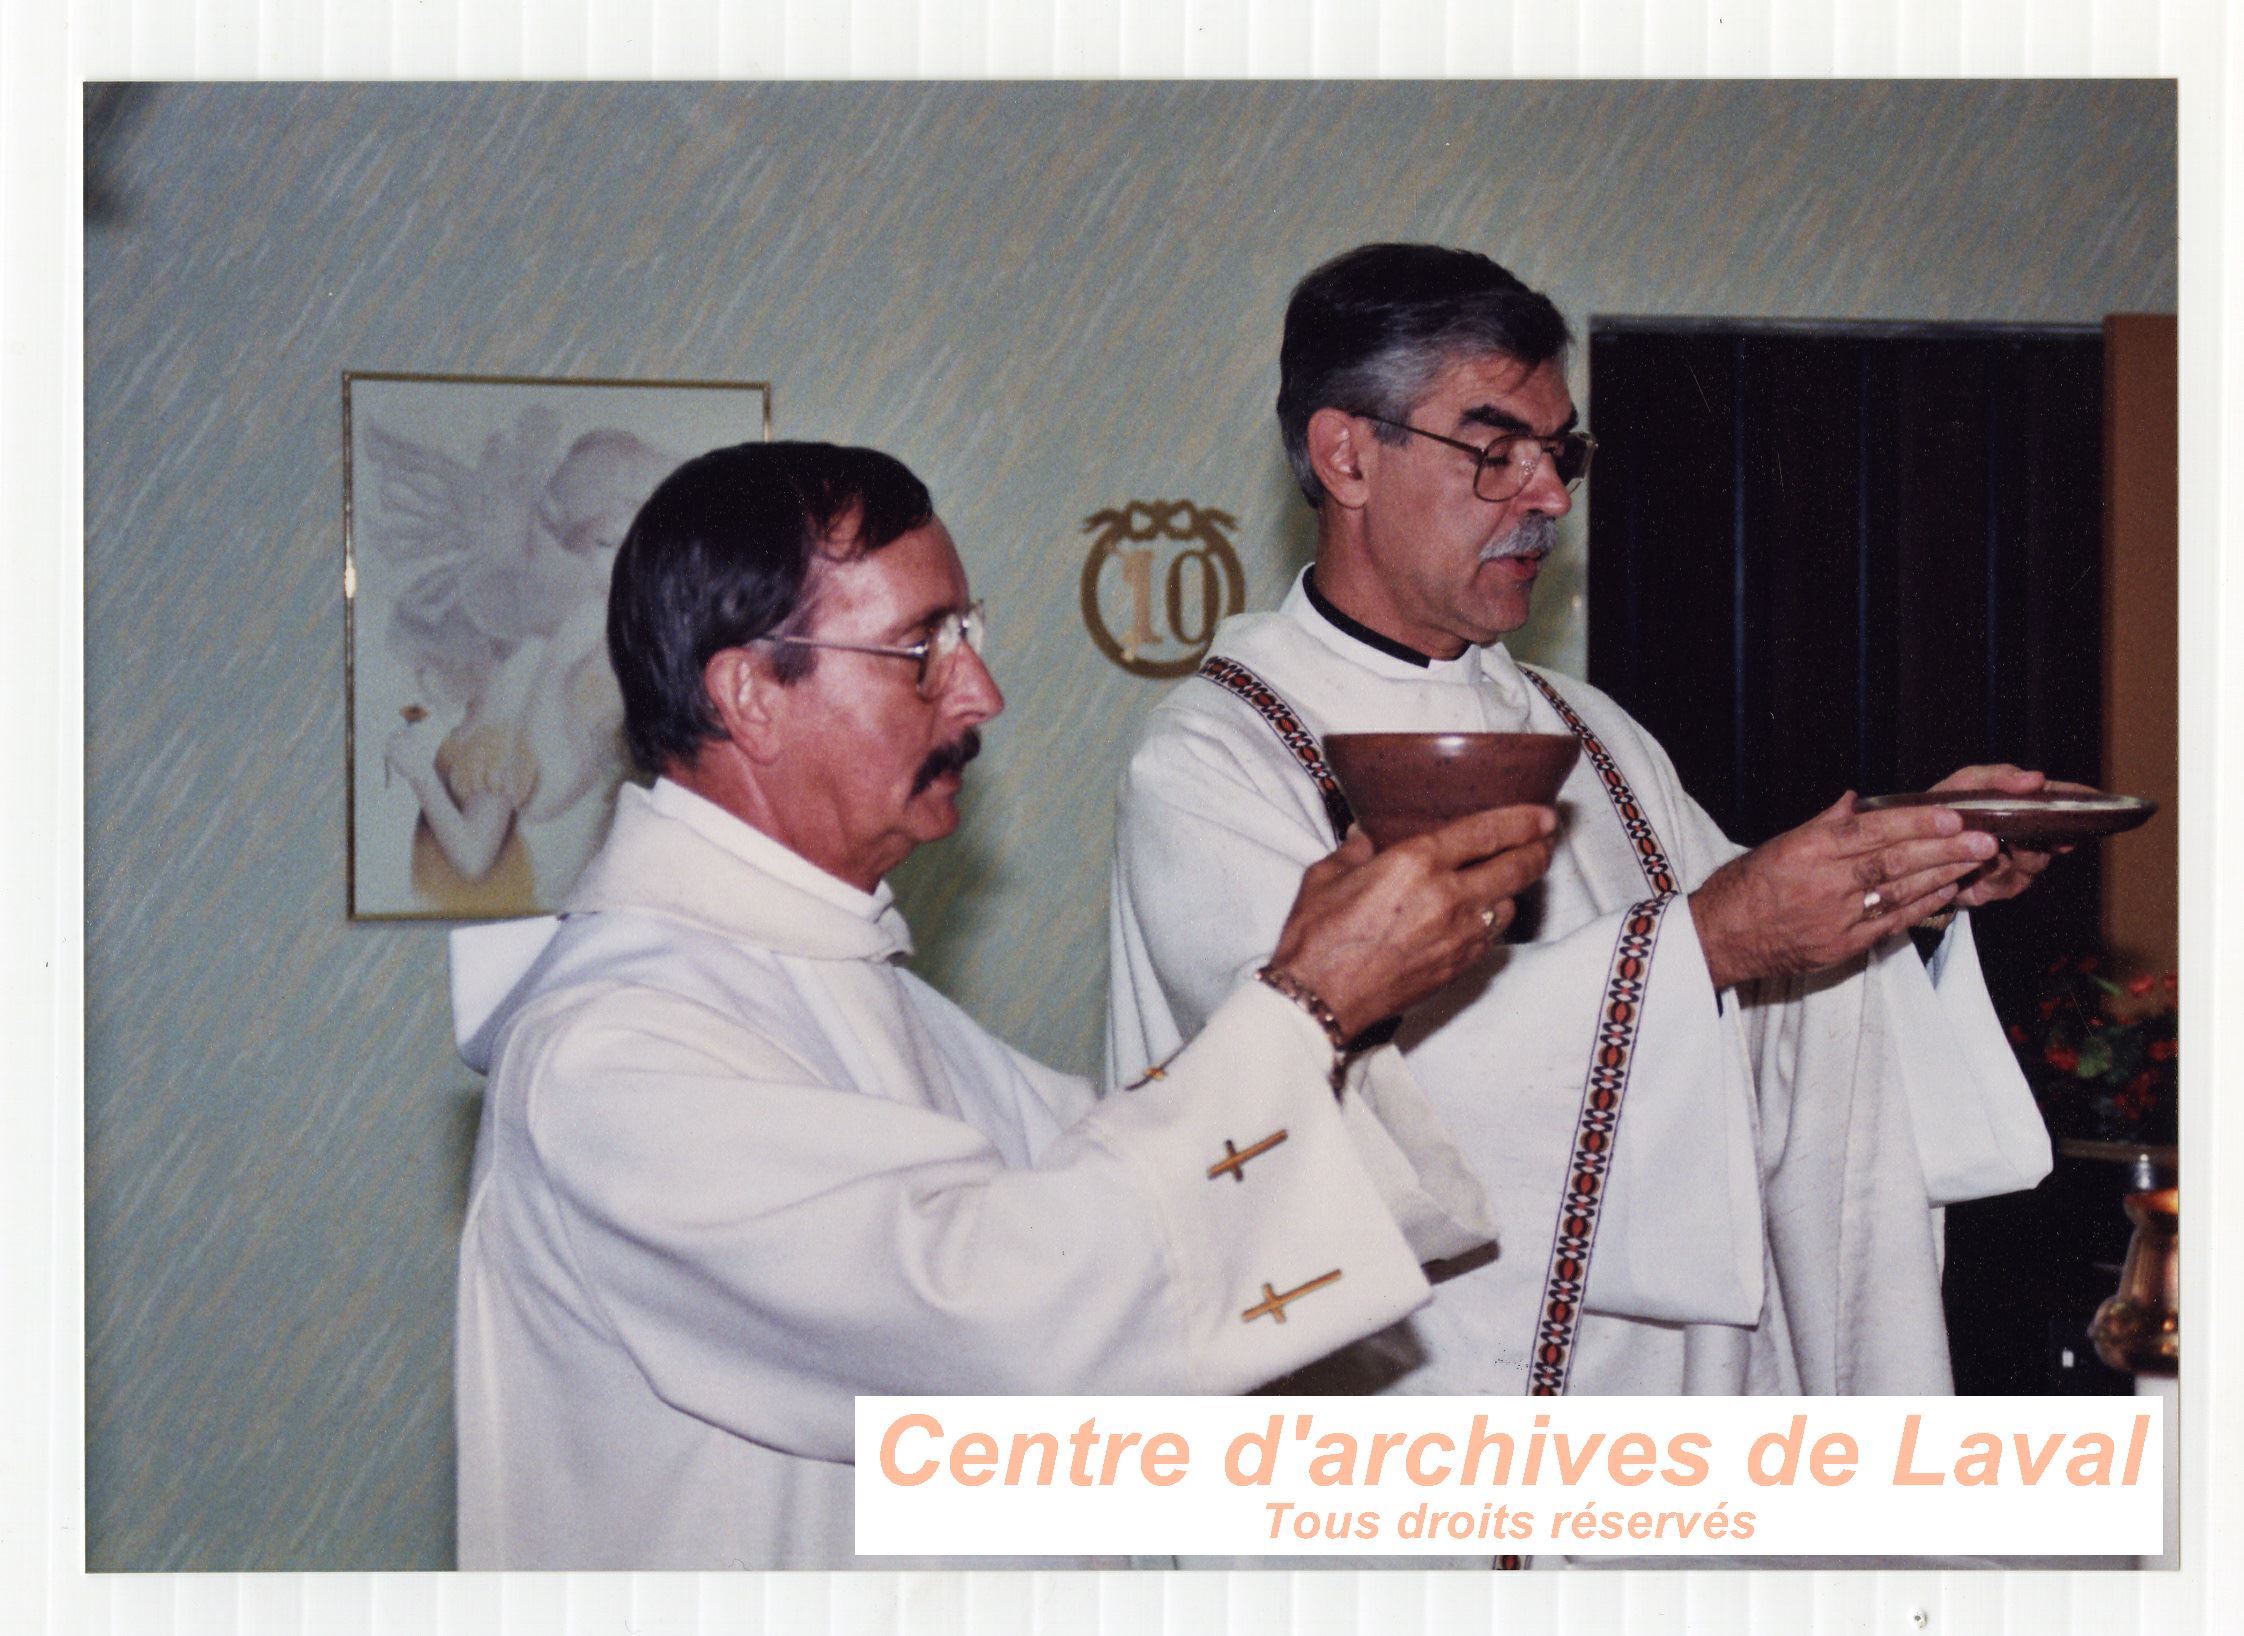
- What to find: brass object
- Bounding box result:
[1121,1059,1170,1091]
[2090,1185,2178,1375]
[2053,1137,2175,1193]
[1240,1268,1343,1326]
[1206,1129,1289,1183]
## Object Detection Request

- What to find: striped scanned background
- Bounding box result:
[10,0,2240,1632]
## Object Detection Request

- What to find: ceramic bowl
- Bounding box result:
[1324,731,1580,850]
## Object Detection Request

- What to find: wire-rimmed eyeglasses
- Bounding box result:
[761,601,989,699]
[1360,415,1597,503]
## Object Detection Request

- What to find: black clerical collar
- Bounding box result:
[1303,570,1437,668]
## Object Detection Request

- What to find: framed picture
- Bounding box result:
[344,370,771,919]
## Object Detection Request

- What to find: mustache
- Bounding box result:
[910,729,983,796]
[1479,513,1559,563]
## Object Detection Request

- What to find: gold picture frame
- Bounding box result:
[344,369,772,919]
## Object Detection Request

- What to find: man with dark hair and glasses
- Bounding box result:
[1109,244,2060,1411]
[448,438,1561,1569]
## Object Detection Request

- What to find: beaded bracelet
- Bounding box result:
[1254,964,1350,1096]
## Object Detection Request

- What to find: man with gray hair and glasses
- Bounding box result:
[448,437,1560,1569]
[1109,243,2060,1408]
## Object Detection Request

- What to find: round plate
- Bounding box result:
[1856,789,2158,844]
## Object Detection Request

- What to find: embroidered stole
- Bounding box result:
[1198,657,1357,837]
[1196,656,1681,1398]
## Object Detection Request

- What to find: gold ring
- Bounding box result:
[1861,888,1888,922]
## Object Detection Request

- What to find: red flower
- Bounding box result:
[2078,955,2100,974]
[2039,996,2062,1019]
[2045,1045,2079,1073]
[2127,973,2158,997]
[2007,1024,2027,1045]
[2126,1069,2155,1097]
[2166,972,2180,993]
[2150,1038,2178,1063]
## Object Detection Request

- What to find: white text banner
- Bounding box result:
[853,1395,2162,1558]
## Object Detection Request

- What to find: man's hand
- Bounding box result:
[1269,805,1559,1041]
[1930,763,2072,908]
[1689,793,2001,991]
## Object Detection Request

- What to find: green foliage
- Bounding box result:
[2011,955,2178,1144]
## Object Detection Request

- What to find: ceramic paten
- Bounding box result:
[1857,789,2158,846]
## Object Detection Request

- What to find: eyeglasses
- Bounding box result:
[1360,414,1597,503]
[762,601,989,699]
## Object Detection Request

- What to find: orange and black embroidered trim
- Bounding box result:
[1520,668,1679,896]
[1515,668,1681,1396]
[1198,656,1355,842]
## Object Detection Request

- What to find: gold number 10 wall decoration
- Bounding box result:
[1078,500,1247,678]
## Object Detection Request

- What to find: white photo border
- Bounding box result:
[17,5,2236,1634]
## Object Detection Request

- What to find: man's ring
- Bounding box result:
[1479,906,1499,933]
[1861,887,1888,922]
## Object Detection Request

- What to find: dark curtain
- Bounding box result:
[1585,321,2119,1394]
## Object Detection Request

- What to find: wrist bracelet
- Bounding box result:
[1254,964,1350,1096]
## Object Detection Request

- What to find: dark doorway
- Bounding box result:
[1585,319,2123,1396]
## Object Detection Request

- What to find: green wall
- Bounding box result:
[83,80,2174,1570]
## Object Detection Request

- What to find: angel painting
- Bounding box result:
[346,373,769,917]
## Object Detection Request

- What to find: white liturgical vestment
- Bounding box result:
[453,777,1492,1570]
[1108,574,2052,1400]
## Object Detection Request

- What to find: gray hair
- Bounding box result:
[1277,244,1572,507]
